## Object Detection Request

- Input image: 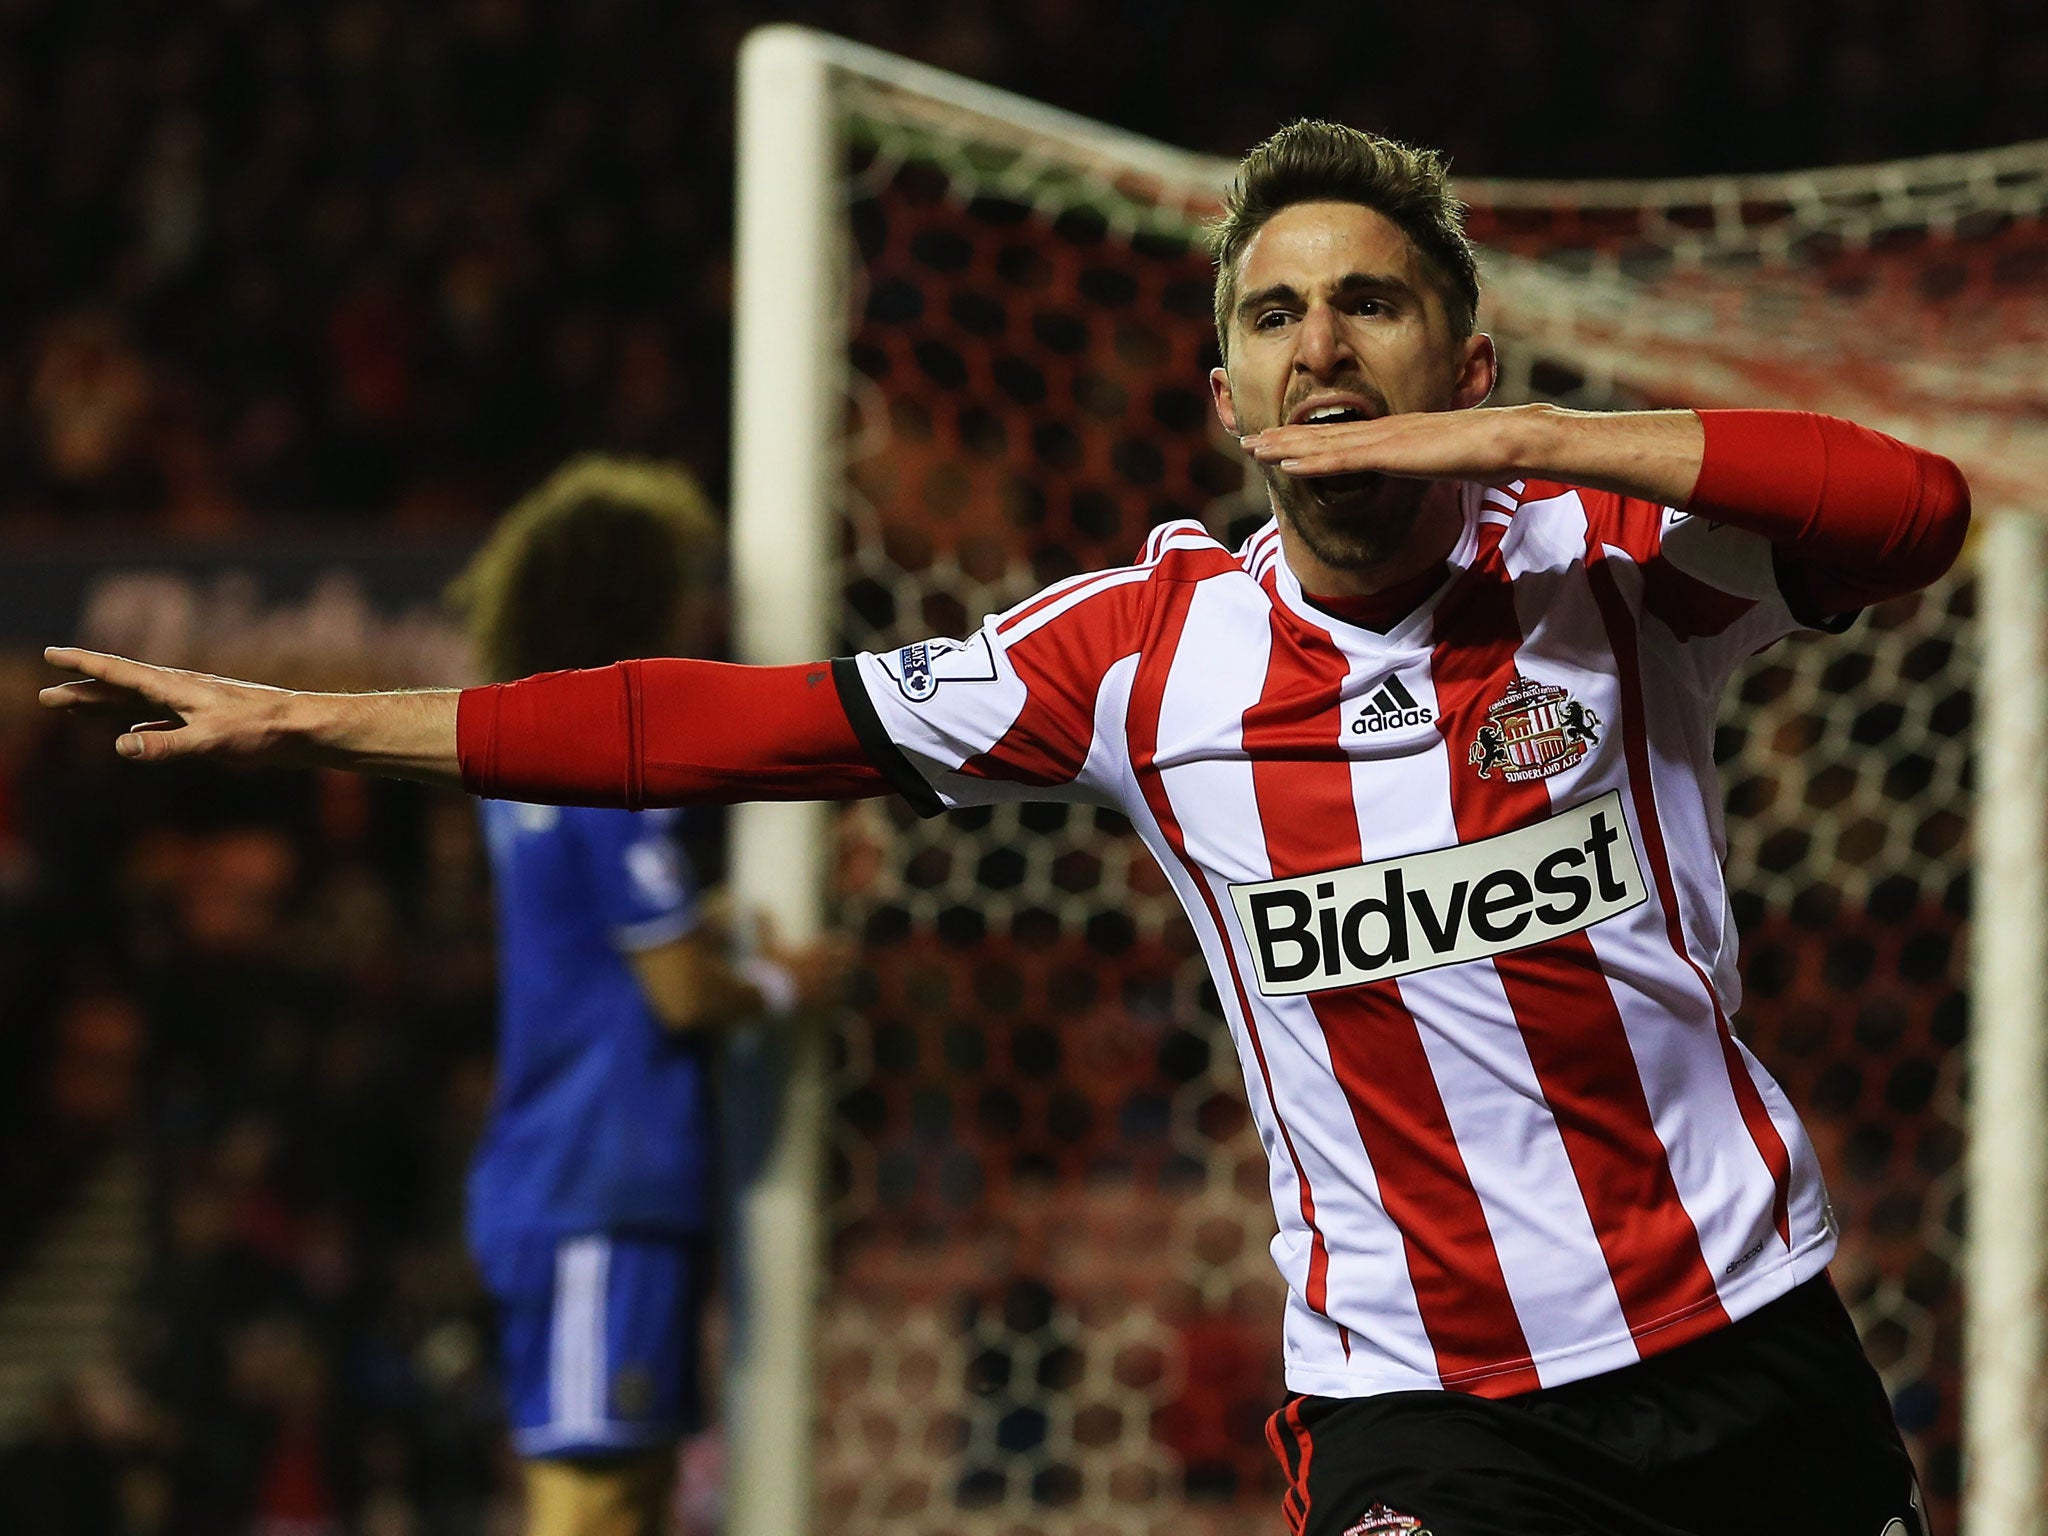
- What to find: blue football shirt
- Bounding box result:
[468,801,714,1271]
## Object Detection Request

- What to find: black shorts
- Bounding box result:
[1265,1275,1928,1536]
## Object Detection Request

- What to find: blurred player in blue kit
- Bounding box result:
[450,458,842,1536]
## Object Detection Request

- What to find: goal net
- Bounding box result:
[727,29,2048,1536]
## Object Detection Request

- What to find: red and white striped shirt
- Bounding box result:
[844,481,1838,1400]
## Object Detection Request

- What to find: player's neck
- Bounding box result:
[1276,480,1465,598]
[1303,561,1452,633]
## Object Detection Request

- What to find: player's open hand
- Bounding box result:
[1241,403,1547,487]
[38,647,300,765]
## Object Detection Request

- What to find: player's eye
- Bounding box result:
[1254,309,1295,330]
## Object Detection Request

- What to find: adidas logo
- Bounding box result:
[1350,675,1435,734]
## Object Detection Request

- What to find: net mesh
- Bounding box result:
[809,79,2048,1535]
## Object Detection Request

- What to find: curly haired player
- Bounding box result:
[454,457,839,1536]
[44,122,1964,1536]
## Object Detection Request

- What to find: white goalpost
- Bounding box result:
[727,25,2048,1536]
[723,29,840,1536]
[1969,515,2048,1536]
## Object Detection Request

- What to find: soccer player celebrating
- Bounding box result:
[456,457,839,1536]
[44,123,1966,1536]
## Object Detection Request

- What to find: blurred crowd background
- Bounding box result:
[0,737,515,1532]
[0,1,2022,1532]
[1,0,2044,535]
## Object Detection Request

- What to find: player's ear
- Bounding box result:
[1210,365,1242,436]
[1450,332,1498,410]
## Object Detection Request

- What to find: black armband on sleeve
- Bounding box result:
[831,657,946,819]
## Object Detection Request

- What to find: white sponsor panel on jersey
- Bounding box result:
[1229,791,1648,996]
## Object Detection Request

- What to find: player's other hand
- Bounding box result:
[39,647,299,765]
[757,917,856,1013]
[785,932,856,1012]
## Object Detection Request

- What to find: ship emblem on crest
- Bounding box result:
[1468,673,1601,782]
[1342,1505,1432,1536]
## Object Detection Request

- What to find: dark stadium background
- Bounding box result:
[0,2,2035,1532]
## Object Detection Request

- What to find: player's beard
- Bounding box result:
[1263,462,1433,572]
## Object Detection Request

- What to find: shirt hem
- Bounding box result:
[1281,1224,1837,1400]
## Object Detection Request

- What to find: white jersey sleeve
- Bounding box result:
[832,562,1162,816]
[1578,490,1851,698]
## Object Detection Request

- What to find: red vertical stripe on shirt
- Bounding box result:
[1586,553,1795,1247]
[1245,605,1540,1394]
[1432,525,1728,1349]
[1125,578,1338,1320]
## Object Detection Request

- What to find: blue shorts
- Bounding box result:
[488,1232,707,1459]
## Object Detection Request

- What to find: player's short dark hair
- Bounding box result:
[1208,121,1481,357]
[449,455,721,682]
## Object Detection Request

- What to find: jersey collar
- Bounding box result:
[1267,482,1484,653]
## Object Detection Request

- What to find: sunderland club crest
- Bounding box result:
[1342,1505,1432,1536]
[1468,673,1601,782]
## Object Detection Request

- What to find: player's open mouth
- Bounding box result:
[1277,395,1390,506]
[1287,395,1381,427]
[1308,469,1386,507]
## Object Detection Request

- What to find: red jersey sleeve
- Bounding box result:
[1688,409,1970,616]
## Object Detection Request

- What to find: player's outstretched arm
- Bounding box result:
[42,648,891,810]
[39,647,462,787]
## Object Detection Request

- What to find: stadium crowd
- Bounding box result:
[0,0,2043,533]
[0,729,514,1533]
[0,0,2008,1530]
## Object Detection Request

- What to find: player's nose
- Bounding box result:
[1291,302,1353,380]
